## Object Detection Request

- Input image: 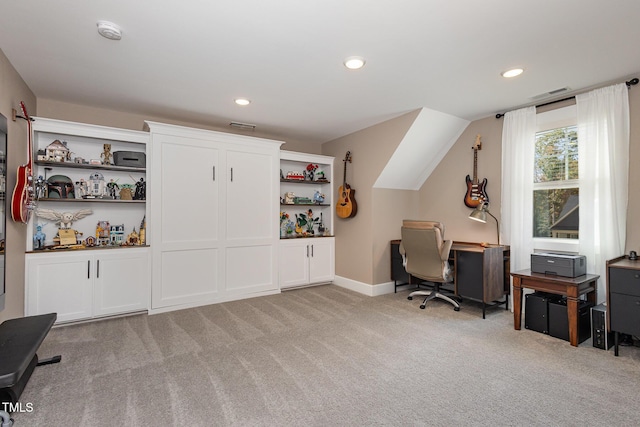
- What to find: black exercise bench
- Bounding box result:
[0,313,61,406]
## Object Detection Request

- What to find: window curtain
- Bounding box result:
[501,106,537,278]
[576,83,630,303]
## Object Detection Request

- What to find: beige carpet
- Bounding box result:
[12,284,640,426]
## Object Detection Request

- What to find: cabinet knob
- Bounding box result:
[635,274,639,279]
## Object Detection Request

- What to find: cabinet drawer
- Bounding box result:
[609,267,640,296]
[610,292,640,336]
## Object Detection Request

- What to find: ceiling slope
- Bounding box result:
[374,108,469,190]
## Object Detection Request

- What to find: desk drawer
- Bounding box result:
[610,292,640,336]
[609,267,640,296]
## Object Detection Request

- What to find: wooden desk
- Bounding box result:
[511,269,598,346]
[391,240,510,318]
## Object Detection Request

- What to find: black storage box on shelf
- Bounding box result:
[525,292,555,334]
[548,297,593,344]
[591,303,614,350]
[531,253,586,277]
[113,151,146,168]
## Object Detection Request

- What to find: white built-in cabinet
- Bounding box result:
[26,248,150,323]
[146,121,283,312]
[24,118,150,323]
[279,151,335,289]
[279,237,335,288]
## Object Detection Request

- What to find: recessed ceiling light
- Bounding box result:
[97,21,122,41]
[344,56,366,70]
[502,68,524,78]
[235,98,251,106]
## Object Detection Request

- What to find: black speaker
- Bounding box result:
[591,304,613,350]
[548,298,593,344]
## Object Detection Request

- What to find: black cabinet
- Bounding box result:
[606,256,640,356]
[390,240,410,292]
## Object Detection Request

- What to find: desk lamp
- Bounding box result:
[469,202,500,245]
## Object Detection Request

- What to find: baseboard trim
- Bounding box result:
[333,276,395,296]
[149,288,281,315]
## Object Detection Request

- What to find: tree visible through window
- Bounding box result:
[533,126,579,238]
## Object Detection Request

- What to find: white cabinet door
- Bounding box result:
[308,238,335,284]
[159,137,220,246]
[93,248,150,317]
[279,238,334,289]
[225,148,275,241]
[224,146,279,294]
[152,134,222,308]
[26,253,93,323]
[279,240,310,289]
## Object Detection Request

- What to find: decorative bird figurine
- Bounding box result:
[35,208,93,229]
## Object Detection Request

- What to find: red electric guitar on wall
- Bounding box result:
[11,101,36,223]
[463,134,489,208]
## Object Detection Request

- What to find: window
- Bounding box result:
[533,105,579,250]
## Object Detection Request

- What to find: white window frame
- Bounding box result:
[533,105,579,254]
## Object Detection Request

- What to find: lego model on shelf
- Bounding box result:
[27,117,148,252]
[279,150,334,238]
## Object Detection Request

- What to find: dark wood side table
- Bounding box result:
[511,269,598,347]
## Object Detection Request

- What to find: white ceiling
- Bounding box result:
[1,1,640,145]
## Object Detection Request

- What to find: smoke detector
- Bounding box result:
[97,21,122,40]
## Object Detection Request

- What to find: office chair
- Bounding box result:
[400,220,460,311]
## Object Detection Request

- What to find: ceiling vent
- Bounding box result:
[530,87,571,101]
[229,122,256,131]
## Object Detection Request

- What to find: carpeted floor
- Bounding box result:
[12,285,640,426]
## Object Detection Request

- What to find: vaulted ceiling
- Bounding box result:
[1,1,639,144]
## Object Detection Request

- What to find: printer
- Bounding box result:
[531,253,586,277]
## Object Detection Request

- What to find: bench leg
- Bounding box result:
[37,355,61,366]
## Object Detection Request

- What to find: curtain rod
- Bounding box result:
[495,77,639,119]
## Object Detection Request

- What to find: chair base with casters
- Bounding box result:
[407,282,460,311]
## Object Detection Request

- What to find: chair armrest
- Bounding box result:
[440,240,453,261]
[398,241,407,267]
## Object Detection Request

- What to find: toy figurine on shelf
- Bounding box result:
[133,177,146,200]
[119,184,134,200]
[87,172,107,198]
[313,191,325,205]
[35,175,47,200]
[74,179,88,199]
[35,208,93,229]
[33,223,47,249]
[106,179,119,199]
[101,143,113,165]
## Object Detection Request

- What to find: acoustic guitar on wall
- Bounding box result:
[463,134,489,208]
[336,151,357,218]
[11,101,36,224]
